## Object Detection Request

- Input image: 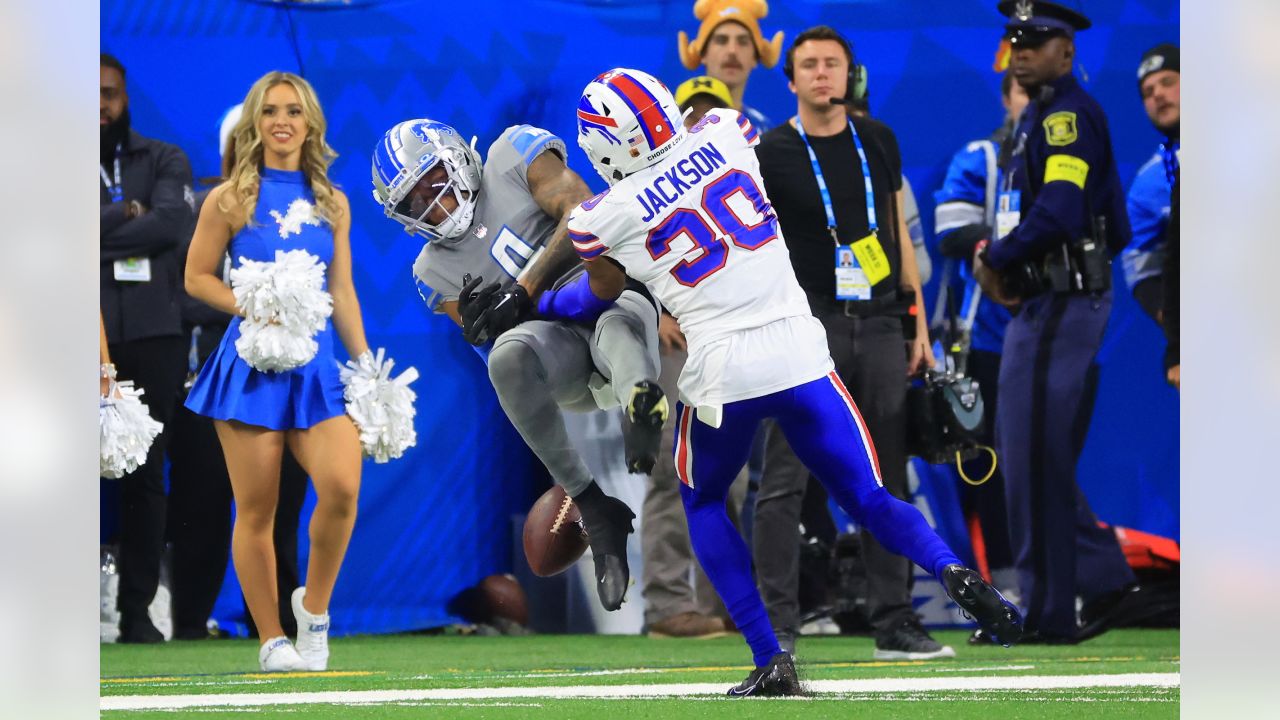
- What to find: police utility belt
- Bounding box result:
[1003,216,1112,298]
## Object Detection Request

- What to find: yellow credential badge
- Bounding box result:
[1044,154,1090,189]
[1043,111,1078,146]
[850,233,891,285]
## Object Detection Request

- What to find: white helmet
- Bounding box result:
[576,68,686,186]
[371,119,482,241]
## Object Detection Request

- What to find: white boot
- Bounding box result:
[258,636,305,672]
[291,587,330,671]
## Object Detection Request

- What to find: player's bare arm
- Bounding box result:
[520,151,594,298]
[583,255,627,303]
[440,300,463,326]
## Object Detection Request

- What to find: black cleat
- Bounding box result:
[727,652,801,697]
[942,565,1023,646]
[623,381,668,475]
[971,627,1077,646]
[578,495,636,611]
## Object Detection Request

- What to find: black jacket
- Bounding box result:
[100,130,194,344]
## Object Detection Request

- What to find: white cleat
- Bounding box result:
[291,586,330,671]
[258,636,306,672]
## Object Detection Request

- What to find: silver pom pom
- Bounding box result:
[231,249,333,372]
[339,348,419,463]
[100,381,164,479]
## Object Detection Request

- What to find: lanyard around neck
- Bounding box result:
[794,116,877,244]
[100,143,123,201]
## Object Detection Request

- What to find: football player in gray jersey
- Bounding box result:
[372,119,666,611]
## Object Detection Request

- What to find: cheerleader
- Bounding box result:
[184,71,368,672]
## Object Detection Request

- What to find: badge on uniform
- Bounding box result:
[996,191,1021,240]
[1043,111,1079,147]
[113,257,152,283]
[835,245,871,301]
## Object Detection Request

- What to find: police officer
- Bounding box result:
[972,1,1136,643]
[1121,44,1180,325]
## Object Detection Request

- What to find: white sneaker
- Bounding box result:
[291,586,330,671]
[258,636,306,672]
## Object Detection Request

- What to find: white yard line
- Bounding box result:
[102,672,1179,711]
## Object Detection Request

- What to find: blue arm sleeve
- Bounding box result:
[536,271,615,323]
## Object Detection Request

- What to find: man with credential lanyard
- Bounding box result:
[972,1,1136,643]
[754,26,940,660]
[100,52,194,643]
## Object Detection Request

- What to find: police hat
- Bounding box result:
[1138,43,1179,87]
[998,1,1091,46]
[674,75,734,111]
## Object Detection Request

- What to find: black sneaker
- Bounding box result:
[873,618,955,660]
[577,494,636,612]
[727,652,801,697]
[942,565,1024,646]
[118,615,165,644]
[623,381,668,475]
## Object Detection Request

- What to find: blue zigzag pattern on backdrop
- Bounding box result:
[102,0,1179,634]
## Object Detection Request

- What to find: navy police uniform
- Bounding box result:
[981,1,1135,641]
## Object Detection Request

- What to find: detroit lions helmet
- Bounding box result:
[372,119,482,240]
[577,68,686,186]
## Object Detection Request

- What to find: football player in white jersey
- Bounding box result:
[372,119,668,612]
[566,68,1023,696]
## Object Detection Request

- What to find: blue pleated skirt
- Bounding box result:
[185,317,346,431]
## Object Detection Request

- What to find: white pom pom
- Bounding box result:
[231,249,333,372]
[339,348,419,463]
[100,381,164,479]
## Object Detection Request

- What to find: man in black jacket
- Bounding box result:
[100,52,193,643]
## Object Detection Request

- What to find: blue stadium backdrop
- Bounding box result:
[100,0,1180,635]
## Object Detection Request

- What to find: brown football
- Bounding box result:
[477,574,529,627]
[522,485,589,577]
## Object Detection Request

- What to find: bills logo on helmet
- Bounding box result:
[577,96,620,146]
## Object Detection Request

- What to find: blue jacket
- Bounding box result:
[987,74,1130,270]
[934,134,1012,354]
[1121,147,1173,289]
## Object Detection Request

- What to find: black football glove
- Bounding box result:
[469,284,534,344]
[939,223,991,260]
[458,274,501,346]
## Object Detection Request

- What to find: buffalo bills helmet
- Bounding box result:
[576,68,686,186]
[372,119,482,240]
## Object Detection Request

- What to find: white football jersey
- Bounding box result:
[568,109,831,409]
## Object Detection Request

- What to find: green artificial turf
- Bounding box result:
[101,628,1179,718]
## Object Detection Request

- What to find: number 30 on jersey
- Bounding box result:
[645,171,777,287]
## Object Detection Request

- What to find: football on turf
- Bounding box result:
[477,573,529,627]
[522,485,589,577]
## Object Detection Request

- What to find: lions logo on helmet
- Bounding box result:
[372,119,482,241]
[577,68,686,186]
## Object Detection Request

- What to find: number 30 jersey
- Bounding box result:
[568,109,831,408]
[412,125,565,312]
